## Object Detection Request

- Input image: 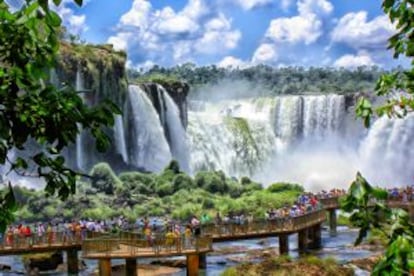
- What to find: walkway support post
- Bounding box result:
[99,258,111,276]
[187,254,200,276]
[308,223,322,249]
[298,229,307,254]
[278,234,289,255]
[125,259,137,276]
[66,248,79,274]
[329,209,337,235]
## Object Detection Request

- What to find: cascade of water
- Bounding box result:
[127,85,172,172]
[114,115,128,163]
[188,95,349,185]
[359,114,414,187]
[156,85,190,172]
[75,67,85,171]
[188,98,276,177]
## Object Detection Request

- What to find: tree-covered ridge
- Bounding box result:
[128,64,393,95]
[9,161,303,223]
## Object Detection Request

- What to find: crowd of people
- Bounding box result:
[0,190,347,249]
[387,186,414,202]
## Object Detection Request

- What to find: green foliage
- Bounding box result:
[342,172,414,275]
[267,182,304,193]
[195,171,229,194]
[356,0,414,126]
[118,171,155,195]
[0,0,120,231]
[89,163,122,195]
[172,173,196,192]
[130,63,383,95]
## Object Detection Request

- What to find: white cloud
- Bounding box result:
[252,43,278,64]
[232,0,273,10]
[264,0,333,45]
[108,0,241,65]
[52,0,88,35]
[266,14,322,45]
[217,56,247,68]
[297,0,333,16]
[281,0,293,11]
[333,51,376,68]
[331,11,395,50]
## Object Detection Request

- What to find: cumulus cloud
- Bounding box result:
[333,51,376,68]
[331,11,395,50]
[52,0,88,35]
[108,0,241,66]
[217,56,248,68]
[231,0,274,10]
[264,0,333,45]
[252,43,278,64]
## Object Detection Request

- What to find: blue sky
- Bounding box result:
[55,0,404,69]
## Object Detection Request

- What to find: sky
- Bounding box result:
[52,0,405,70]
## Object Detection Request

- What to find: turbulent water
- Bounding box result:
[38,79,414,190]
[75,68,85,171]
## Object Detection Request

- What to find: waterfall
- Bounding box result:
[156,85,190,172]
[127,85,172,172]
[75,67,85,171]
[188,95,350,187]
[359,114,414,187]
[114,115,128,163]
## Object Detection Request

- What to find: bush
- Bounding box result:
[267,182,304,193]
[195,171,228,194]
[172,173,196,192]
[89,163,122,195]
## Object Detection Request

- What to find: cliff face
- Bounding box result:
[55,43,190,173]
[56,42,129,171]
[57,42,128,106]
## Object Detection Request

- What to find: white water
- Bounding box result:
[157,85,190,172]
[75,68,85,171]
[114,115,128,163]
[127,85,172,172]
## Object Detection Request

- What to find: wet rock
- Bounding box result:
[150,259,187,268]
[24,251,63,273]
[0,264,11,271]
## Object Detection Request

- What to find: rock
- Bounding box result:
[150,259,187,268]
[55,260,87,272]
[24,251,63,272]
[0,264,11,271]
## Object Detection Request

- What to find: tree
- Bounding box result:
[345,1,414,274]
[356,0,414,127]
[0,0,119,232]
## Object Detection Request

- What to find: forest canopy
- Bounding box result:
[127,64,401,96]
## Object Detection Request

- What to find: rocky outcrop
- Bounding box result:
[24,252,63,273]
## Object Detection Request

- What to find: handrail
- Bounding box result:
[82,236,213,258]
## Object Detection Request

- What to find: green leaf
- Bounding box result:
[53,0,62,5]
[74,0,83,6]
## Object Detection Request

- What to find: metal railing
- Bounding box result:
[82,236,213,258]
[200,209,326,238]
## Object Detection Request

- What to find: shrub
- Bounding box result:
[89,163,122,195]
[267,182,304,193]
